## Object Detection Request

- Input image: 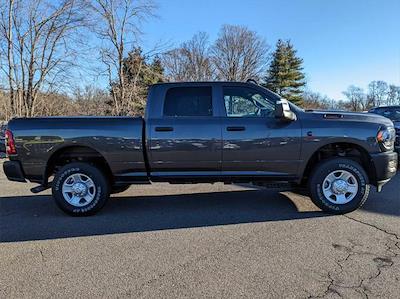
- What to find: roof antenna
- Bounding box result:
[246,79,258,85]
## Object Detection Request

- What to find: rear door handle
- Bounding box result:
[227,126,246,132]
[155,126,174,132]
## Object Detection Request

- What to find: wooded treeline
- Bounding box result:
[1,0,399,121]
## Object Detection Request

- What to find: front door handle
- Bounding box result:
[227,126,245,132]
[155,126,174,132]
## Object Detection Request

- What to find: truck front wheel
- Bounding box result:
[52,162,110,216]
[309,158,370,214]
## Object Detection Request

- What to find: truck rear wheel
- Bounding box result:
[309,158,370,214]
[52,162,110,216]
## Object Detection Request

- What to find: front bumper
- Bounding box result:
[3,161,26,182]
[370,151,398,191]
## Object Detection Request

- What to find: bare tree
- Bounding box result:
[302,91,334,110]
[343,85,366,111]
[161,48,188,81]
[0,0,87,119]
[162,32,214,81]
[73,85,111,115]
[387,84,400,106]
[367,80,388,107]
[210,25,269,81]
[0,89,8,120]
[34,92,76,116]
[89,0,156,115]
[332,100,352,111]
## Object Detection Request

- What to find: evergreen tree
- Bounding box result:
[263,40,306,105]
[109,47,164,115]
[148,56,165,85]
[122,48,164,87]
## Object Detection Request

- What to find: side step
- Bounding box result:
[251,181,295,190]
[251,182,310,196]
[30,184,51,194]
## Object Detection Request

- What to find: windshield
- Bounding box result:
[372,107,400,121]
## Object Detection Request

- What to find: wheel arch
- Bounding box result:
[300,142,375,186]
[44,145,113,185]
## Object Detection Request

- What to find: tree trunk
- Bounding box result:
[6,0,15,120]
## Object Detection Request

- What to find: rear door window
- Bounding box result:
[164,87,213,117]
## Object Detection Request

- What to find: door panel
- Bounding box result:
[222,118,302,176]
[220,85,302,177]
[147,85,222,173]
[149,117,222,172]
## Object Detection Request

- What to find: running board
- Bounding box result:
[31,184,51,194]
[250,181,300,190]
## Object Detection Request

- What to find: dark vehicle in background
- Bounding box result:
[0,123,6,156]
[3,82,398,216]
[369,106,400,153]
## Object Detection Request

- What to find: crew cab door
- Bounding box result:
[148,85,222,176]
[220,85,302,177]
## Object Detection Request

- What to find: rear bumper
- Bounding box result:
[3,161,26,182]
[370,151,398,191]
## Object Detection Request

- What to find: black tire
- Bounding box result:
[52,162,110,216]
[309,158,370,214]
[111,185,130,194]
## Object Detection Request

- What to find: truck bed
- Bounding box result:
[7,116,147,183]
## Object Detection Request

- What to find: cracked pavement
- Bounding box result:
[0,165,399,298]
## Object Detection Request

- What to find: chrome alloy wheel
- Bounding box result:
[62,173,96,207]
[322,170,359,204]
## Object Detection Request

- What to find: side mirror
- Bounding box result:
[275,98,297,121]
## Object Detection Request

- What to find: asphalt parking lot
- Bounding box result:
[0,162,399,298]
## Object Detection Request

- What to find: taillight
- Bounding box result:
[5,129,17,155]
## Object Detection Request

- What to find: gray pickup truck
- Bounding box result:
[3,82,398,216]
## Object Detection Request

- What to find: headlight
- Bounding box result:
[377,126,395,151]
